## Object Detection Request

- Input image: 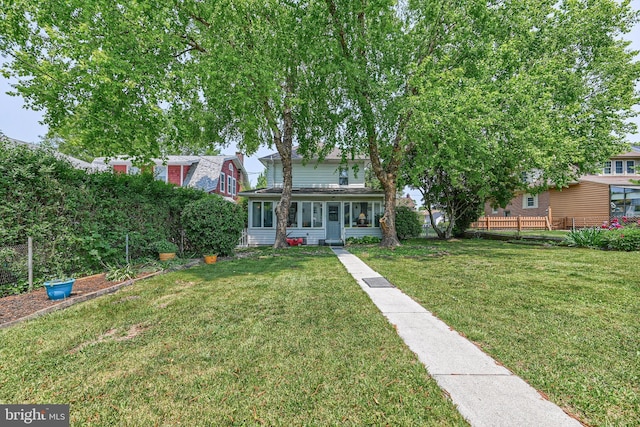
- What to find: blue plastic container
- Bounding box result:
[44,278,76,300]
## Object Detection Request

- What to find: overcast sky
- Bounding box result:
[2,8,640,198]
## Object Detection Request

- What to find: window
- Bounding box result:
[627,160,635,174]
[339,168,349,186]
[344,202,382,227]
[232,178,237,195]
[301,202,323,228]
[287,202,299,227]
[615,160,623,174]
[229,163,234,173]
[228,175,232,194]
[220,172,226,192]
[155,165,167,182]
[251,201,274,228]
[603,161,612,174]
[129,166,140,175]
[522,194,538,209]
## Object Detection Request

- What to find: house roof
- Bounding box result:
[3,136,106,171]
[92,154,250,191]
[578,175,640,186]
[239,187,384,198]
[611,146,640,159]
[259,146,369,164]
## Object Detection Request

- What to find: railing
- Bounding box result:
[237,229,248,248]
[471,216,551,231]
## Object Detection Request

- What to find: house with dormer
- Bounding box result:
[239,147,385,246]
[92,153,249,202]
[484,147,640,228]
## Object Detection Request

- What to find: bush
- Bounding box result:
[0,138,205,292]
[565,228,606,249]
[395,206,422,240]
[181,196,246,256]
[602,227,640,251]
[346,236,382,245]
[152,240,178,253]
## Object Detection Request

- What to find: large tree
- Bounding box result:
[401,0,639,238]
[0,0,338,248]
[323,0,639,245]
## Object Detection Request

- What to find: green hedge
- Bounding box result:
[0,140,206,295]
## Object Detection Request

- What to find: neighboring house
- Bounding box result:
[3,136,107,171]
[92,153,249,202]
[484,147,640,228]
[239,147,385,246]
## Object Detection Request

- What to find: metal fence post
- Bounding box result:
[28,236,33,291]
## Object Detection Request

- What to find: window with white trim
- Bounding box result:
[339,167,349,185]
[220,172,226,192]
[343,202,382,227]
[155,165,167,182]
[615,160,624,174]
[232,178,237,195]
[522,194,538,209]
[301,202,323,228]
[227,175,232,194]
[251,201,274,228]
[603,161,612,174]
[627,160,635,174]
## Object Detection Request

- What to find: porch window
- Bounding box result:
[301,202,323,228]
[346,202,382,227]
[603,161,612,174]
[287,202,299,227]
[251,201,274,228]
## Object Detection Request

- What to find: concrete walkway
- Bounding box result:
[332,247,582,427]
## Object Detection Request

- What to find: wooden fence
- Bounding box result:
[471,216,552,231]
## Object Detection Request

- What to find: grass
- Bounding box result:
[349,239,640,427]
[0,247,467,426]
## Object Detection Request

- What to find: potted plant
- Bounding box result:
[153,240,178,261]
[203,254,218,264]
[43,277,76,300]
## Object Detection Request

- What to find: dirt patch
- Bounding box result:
[0,274,127,327]
[70,324,149,354]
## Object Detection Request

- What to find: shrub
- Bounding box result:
[602,227,640,251]
[565,228,606,249]
[395,206,422,240]
[346,236,382,245]
[181,196,246,256]
[152,240,179,254]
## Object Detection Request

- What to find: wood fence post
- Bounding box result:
[517,216,522,232]
[486,216,490,231]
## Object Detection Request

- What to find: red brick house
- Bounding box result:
[92,154,249,202]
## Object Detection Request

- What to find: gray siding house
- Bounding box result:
[240,148,385,246]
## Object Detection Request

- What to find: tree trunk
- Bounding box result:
[272,105,294,249]
[380,179,401,247]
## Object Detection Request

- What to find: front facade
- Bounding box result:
[484,147,640,228]
[92,154,249,202]
[240,148,385,246]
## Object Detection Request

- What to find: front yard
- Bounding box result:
[349,239,640,427]
[0,247,466,426]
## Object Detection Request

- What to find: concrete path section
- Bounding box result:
[332,247,582,427]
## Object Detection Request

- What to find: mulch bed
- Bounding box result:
[0,274,134,328]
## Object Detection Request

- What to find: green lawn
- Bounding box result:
[0,247,466,426]
[348,239,640,427]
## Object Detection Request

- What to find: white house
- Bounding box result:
[239,147,385,246]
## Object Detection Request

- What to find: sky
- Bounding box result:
[2,7,640,204]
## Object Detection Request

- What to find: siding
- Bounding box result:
[266,161,366,188]
[549,181,609,218]
[485,192,551,217]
